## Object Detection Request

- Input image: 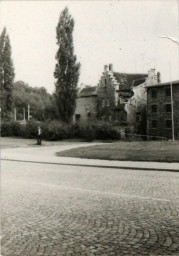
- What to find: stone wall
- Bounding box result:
[73,96,97,124]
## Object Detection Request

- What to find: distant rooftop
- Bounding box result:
[113,72,147,90]
[78,86,97,97]
[146,80,179,88]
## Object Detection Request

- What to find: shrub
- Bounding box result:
[41,120,72,141]
[1,121,13,136]
[73,121,120,141]
[75,124,96,142]
[11,122,22,136]
[95,121,120,140]
[0,119,121,141]
[1,121,22,137]
[25,120,39,138]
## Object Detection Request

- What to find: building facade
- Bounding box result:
[73,86,97,124]
[74,65,163,138]
[125,69,160,135]
[146,81,179,139]
[96,64,147,127]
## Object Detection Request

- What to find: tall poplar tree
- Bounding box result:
[54,7,80,123]
[0,28,15,119]
[0,27,6,114]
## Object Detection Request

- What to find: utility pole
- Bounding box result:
[14,107,16,121]
[178,0,179,78]
[28,104,30,121]
[169,62,175,141]
[23,107,25,120]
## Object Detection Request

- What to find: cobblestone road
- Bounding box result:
[1,161,179,256]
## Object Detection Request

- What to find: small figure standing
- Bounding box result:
[37,125,42,145]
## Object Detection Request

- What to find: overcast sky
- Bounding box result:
[1,0,178,93]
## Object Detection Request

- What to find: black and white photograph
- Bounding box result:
[0,0,179,255]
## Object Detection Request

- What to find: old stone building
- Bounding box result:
[74,65,161,138]
[96,64,147,127]
[146,80,179,139]
[73,86,97,124]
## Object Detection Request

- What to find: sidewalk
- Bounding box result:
[1,143,179,172]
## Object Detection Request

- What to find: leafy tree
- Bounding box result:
[13,81,59,121]
[0,27,15,119]
[54,7,80,123]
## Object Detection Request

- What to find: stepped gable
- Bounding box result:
[113,72,147,91]
[78,86,97,97]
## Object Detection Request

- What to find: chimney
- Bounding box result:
[104,65,108,72]
[109,63,113,72]
[146,68,159,86]
[157,72,161,83]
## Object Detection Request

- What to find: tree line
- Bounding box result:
[0,7,80,123]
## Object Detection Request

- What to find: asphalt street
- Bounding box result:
[1,159,179,256]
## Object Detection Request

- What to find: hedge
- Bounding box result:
[0,120,121,141]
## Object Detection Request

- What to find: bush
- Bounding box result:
[1,121,13,136]
[0,119,121,141]
[75,124,96,142]
[73,122,120,141]
[41,120,72,141]
[24,120,39,138]
[95,122,120,140]
[1,121,22,137]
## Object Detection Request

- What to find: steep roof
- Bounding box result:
[113,72,147,91]
[78,86,97,97]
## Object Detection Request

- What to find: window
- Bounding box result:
[152,120,157,128]
[166,88,171,97]
[166,104,171,113]
[114,112,118,122]
[107,98,110,106]
[151,104,157,113]
[109,115,112,122]
[75,114,80,122]
[87,112,91,118]
[102,99,105,107]
[136,112,141,122]
[166,120,172,128]
[151,89,157,98]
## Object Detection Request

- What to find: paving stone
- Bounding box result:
[1,161,179,255]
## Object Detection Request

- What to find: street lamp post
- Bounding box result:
[158,34,177,141]
[158,1,179,141]
[169,63,175,141]
[28,104,30,121]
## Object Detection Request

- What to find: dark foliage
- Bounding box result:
[54,7,80,123]
[13,81,59,121]
[1,121,22,137]
[41,120,73,141]
[1,120,121,142]
[0,28,15,119]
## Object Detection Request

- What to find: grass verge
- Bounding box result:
[56,141,179,163]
